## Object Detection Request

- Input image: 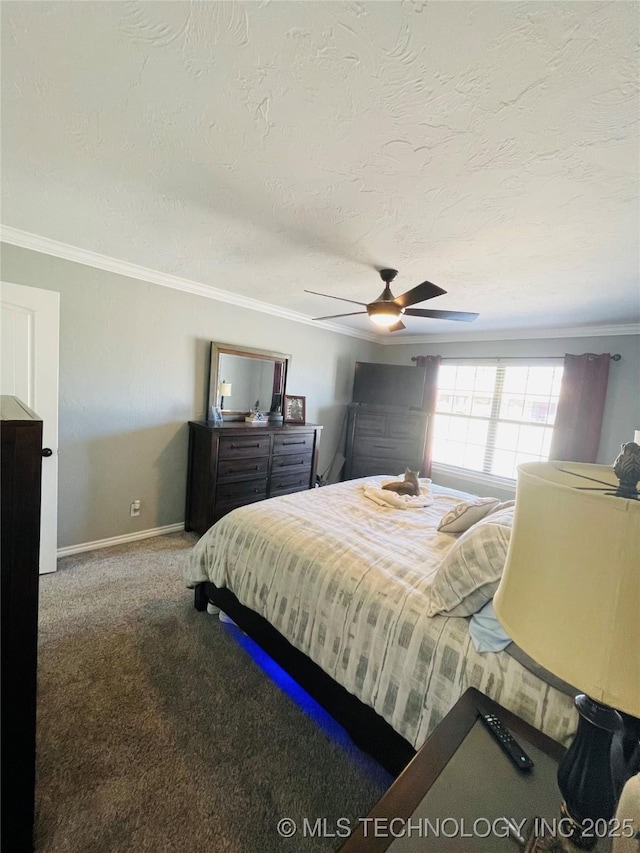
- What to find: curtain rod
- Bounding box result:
[412,354,621,362]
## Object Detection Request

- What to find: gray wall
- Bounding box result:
[381,335,640,495]
[3,241,637,547]
[1,243,376,548]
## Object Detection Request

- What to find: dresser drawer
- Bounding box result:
[270,470,312,497]
[217,457,269,482]
[271,451,312,475]
[273,432,315,455]
[394,413,427,440]
[353,412,388,438]
[355,436,420,459]
[214,492,266,521]
[349,457,407,479]
[216,478,267,503]
[218,434,271,459]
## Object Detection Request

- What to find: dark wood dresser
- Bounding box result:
[343,402,429,480]
[1,396,43,853]
[185,421,323,535]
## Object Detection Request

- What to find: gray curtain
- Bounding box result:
[549,353,610,463]
[413,355,441,477]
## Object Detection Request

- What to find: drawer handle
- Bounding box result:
[230,442,261,449]
[279,459,305,467]
[227,465,261,474]
[225,488,262,498]
[282,440,306,446]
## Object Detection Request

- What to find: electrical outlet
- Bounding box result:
[130,500,141,517]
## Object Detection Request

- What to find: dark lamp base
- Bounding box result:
[555,694,623,848]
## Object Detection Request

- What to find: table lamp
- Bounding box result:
[219,381,232,410]
[493,461,640,849]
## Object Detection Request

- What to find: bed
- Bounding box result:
[184,475,577,775]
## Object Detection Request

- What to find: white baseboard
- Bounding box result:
[57,522,186,558]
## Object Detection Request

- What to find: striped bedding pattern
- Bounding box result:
[184,477,577,748]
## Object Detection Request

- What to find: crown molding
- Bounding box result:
[2,225,637,345]
[377,324,640,345]
[0,225,379,343]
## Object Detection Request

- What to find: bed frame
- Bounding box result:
[193,581,416,776]
[193,584,640,785]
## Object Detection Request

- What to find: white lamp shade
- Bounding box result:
[493,461,640,717]
[634,429,640,444]
[219,382,232,397]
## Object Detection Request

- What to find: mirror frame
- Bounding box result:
[208,342,290,420]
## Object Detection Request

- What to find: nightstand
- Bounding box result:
[339,688,613,852]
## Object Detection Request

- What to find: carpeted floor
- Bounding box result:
[35,532,391,853]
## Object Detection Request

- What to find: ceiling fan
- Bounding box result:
[305,269,479,332]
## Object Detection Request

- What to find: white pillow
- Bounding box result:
[486,499,516,515]
[428,507,514,617]
[437,496,500,533]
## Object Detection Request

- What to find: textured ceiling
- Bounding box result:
[1,1,638,339]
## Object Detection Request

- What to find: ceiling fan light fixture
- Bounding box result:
[306,268,478,328]
[368,303,402,327]
[370,313,399,327]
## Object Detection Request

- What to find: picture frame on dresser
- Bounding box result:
[283,395,306,425]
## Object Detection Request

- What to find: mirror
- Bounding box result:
[208,342,289,421]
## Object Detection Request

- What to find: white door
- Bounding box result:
[1,281,60,574]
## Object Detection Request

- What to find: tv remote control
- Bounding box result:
[480,712,535,771]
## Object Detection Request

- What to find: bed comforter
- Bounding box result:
[184,477,577,748]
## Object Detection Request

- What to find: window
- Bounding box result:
[432,363,564,480]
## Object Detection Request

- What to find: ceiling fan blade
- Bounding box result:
[404,308,479,323]
[393,280,447,308]
[387,320,406,332]
[312,311,368,321]
[305,290,367,307]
